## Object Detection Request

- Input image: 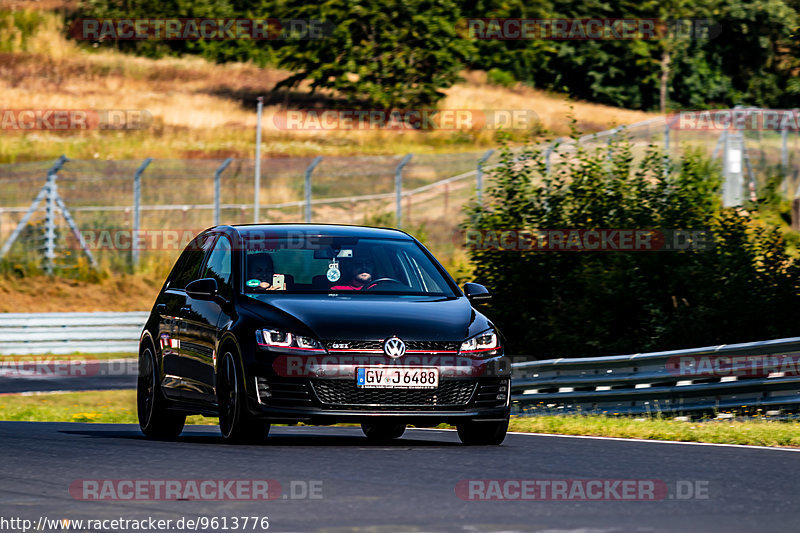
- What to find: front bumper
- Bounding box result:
[247,375,510,424]
[242,345,511,424]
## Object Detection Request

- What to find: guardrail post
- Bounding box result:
[395,154,412,228]
[304,156,322,223]
[214,158,232,226]
[132,157,152,269]
[476,149,493,206]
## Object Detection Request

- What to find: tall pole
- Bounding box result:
[395,154,412,228]
[214,158,232,226]
[132,157,152,269]
[304,156,322,223]
[254,96,263,223]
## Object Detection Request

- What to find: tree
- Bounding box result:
[464,135,800,359]
[272,0,475,110]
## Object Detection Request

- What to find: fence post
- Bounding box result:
[0,156,68,261]
[304,156,322,223]
[132,157,152,269]
[476,149,494,206]
[43,167,57,275]
[782,128,789,196]
[254,96,263,223]
[395,154,412,228]
[214,158,232,226]
[722,128,745,207]
[663,118,671,177]
[545,141,557,176]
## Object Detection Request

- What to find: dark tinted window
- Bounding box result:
[202,236,233,299]
[242,233,457,296]
[168,234,214,290]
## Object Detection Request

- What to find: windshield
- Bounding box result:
[241,234,457,296]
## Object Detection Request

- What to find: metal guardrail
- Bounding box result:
[3,312,800,418]
[511,338,800,416]
[0,312,146,355]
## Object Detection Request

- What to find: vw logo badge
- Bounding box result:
[384,337,406,358]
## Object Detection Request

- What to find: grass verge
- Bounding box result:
[0,389,215,425]
[1,389,799,447]
[509,415,800,448]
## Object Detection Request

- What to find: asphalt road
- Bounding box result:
[1,422,798,532]
[0,359,137,394]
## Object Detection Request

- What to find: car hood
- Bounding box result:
[244,293,479,341]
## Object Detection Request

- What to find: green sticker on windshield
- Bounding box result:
[246,279,261,287]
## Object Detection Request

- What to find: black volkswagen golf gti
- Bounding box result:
[138,224,510,445]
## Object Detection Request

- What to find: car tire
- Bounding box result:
[217,349,270,443]
[361,420,406,441]
[137,342,186,440]
[457,416,509,445]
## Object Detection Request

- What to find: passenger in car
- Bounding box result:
[247,253,285,291]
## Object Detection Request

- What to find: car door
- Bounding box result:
[178,234,234,402]
[159,233,215,400]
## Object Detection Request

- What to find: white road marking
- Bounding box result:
[406,427,800,452]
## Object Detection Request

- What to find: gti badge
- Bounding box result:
[384,336,406,358]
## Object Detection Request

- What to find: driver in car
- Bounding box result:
[330,259,374,290]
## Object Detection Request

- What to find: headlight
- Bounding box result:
[460,329,500,355]
[259,329,324,351]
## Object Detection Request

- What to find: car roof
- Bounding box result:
[226,223,415,240]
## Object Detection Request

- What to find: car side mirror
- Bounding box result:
[185,278,218,300]
[463,282,491,302]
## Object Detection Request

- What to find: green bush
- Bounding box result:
[464,135,800,359]
[486,68,516,88]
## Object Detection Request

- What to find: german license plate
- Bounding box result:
[356,367,439,389]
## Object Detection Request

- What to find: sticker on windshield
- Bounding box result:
[246,279,260,287]
[327,261,341,282]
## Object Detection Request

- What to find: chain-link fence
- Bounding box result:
[0,150,505,272]
[1,108,798,273]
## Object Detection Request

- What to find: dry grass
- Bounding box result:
[0,271,164,312]
[0,10,658,163]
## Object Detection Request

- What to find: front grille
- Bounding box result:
[406,341,460,352]
[326,340,382,350]
[311,379,477,409]
[324,340,460,352]
[256,377,312,406]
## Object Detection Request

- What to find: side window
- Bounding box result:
[203,236,233,299]
[169,234,214,290]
